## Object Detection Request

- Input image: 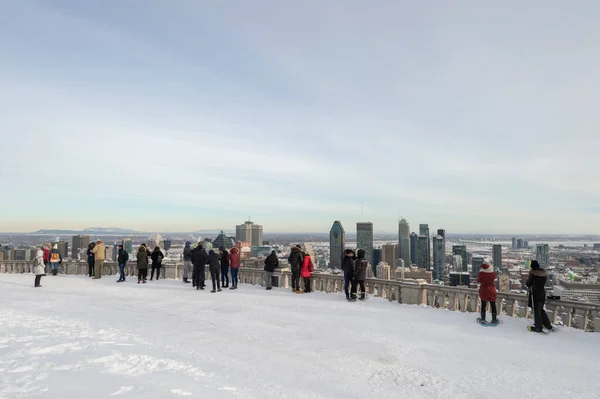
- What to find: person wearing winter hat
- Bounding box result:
[342,249,356,301]
[33,246,47,287]
[287,244,304,293]
[192,242,208,290]
[477,261,498,324]
[136,245,149,284]
[264,250,279,290]
[229,247,241,289]
[150,246,164,280]
[182,241,193,283]
[42,243,51,271]
[87,242,96,277]
[208,249,222,293]
[219,247,231,288]
[49,244,62,276]
[526,260,554,332]
[351,249,368,300]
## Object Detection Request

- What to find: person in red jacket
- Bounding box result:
[301,253,314,293]
[477,262,498,324]
[229,247,241,290]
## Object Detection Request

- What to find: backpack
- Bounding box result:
[50,252,60,262]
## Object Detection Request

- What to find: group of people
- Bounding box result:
[182,242,242,293]
[477,259,555,332]
[286,244,316,293]
[340,248,369,301]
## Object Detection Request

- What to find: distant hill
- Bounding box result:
[31,227,141,235]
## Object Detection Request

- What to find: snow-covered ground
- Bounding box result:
[1,274,599,399]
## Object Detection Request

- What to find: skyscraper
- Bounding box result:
[329,221,345,269]
[493,244,502,271]
[398,219,411,271]
[536,244,550,268]
[251,224,263,247]
[417,236,429,269]
[409,233,418,265]
[419,224,431,270]
[163,240,172,251]
[356,222,374,266]
[122,238,133,255]
[372,249,382,277]
[235,220,263,247]
[511,237,517,250]
[72,235,90,259]
[432,235,445,280]
[472,256,485,277]
[376,262,391,280]
[381,243,398,268]
[452,245,468,272]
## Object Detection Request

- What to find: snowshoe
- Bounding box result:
[477,317,487,324]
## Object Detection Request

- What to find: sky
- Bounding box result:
[1,1,600,234]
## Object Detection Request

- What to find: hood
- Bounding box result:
[530,269,547,277]
[153,247,161,252]
[530,260,541,270]
[96,240,103,244]
[291,246,301,252]
[185,241,191,248]
[480,263,494,273]
[230,247,239,254]
[357,249,366,259]
[271,250,277,256]
[36,248,44,257]
[138,247,146,253]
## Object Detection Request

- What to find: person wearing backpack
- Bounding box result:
[49,244,62,276]
[264,250,279,290]
[117,244,129,283]
[150,246,164,280]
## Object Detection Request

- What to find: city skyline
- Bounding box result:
[2,2,600,233]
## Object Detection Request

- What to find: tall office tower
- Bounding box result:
[376,262,391,280]
[72,235,90,259]
[163,240,172,251]
[511,237,517,250]
[329,221,345,269]
[409,233,418,265]
[536,244,550,268]
[419,224,431,269]
[51,241,69,259]
[432,235,445,280]
[523,240,529,249]
[372,249,382,277]
[516,238,524,249]
[112,245,119,262]
[493,244,502,271]
[398,219,411,270]
[381,243,398,268]
[251,224,263,247]
[452,255,463,271]
[235,220,263,247]
[452,245,468,272]
[356,222,374,266]
[472,256,485,277]
[417,235,429,269]
[122,238,133,254]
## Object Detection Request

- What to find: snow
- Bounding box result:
[1,275,600,399]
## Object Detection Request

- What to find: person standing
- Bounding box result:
[91,240,105,279]
[527,260,555,332]
[192,242,208,290]
[137,245,149,284]
[87,242,96,277]
[300,252,314,293]
[264,250,279,290]
[219,247,230,288]
[342,249,356,301]
[182,241,193,284]
[49,244,62,276]
[150,246,164,280]
[229,247,240,290]
[351,249,368,300]
[42,243,51,272]
[33,246,46,288]
[288,245,303,293]
[208,249,222,293]
[117,244,129,282]
[477,262,498,324]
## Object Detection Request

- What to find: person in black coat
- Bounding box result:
[351,249,368,301]
[208,249,222,293]
[117,245,129,283]
[526,260,554,332]
[150,247,164,280]
[264,250,279,290]
[288,245,304,293]
[342,249,356,301]
[219,247,230,288]
[192,243,208,290]
[87,242,96,277]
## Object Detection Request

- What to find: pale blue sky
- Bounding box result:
[1,1,599,234]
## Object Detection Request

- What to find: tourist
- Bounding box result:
[137,245,149,284]
[351,249,368,300]
[527,260,554,332]
[87,242,95,277]
[288,244,303,293]
[300,251,314,293]
[208,249,222,293]
[219,247,230,288]
[33,246,46,288]
[117,244,129,282]
[192,242,208,290]
[49,244,62,276]
[477,261,498,324]
[182,241,193,283]
[150,246,164,280]
[42,243,51,272]
[264,250,279,290]
[229,247,240,290]
[91,240,105,279]
[342,249,356,301]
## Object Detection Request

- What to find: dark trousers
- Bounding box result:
[231,268,239,286]
[150,264,161,280]
[210,269,221,291]
[344,271,354,298]
[118,263,126,281]
[34,275,42,287]
[221,265,229,286]
[138,269,148,281]
[351,280,366,297]
[193,265,205,287]
[88,261,94,277]
[481,300,497,321]
[533,299,553,330]
[303,277,311,293]
[291,269,300,290]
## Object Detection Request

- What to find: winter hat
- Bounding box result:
[357,249,366,258]
[185,241,191,248]
[480,262,494,273]
[530,260,541,270]
[296,244,302,249]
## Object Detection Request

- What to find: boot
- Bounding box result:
[490,313,498,324]
[183,278,188,283]
[230,285,235,290]
[211,289,216,293]
[359,294,366,301]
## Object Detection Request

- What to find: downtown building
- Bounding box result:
[536,244,550,268]
[376,262,391,280]
[452,245,468,272]
[419,224,431,270]
[381,243,398,269]
[329,221,345,269]
[493,244,502,271]
[72,235,90,260]
[472,256,485,277]
[409,233,418,265]
[236,220,264,247]
[356,222,374,266]
[432,235,445,280]
[398,219,411,270]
